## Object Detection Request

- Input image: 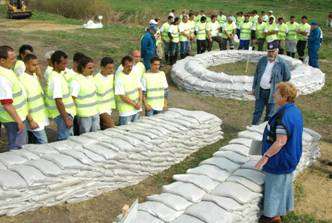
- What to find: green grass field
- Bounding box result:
[0,1,331,222]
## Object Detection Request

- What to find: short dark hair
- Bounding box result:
[200,16,207,22]
[290,15,295,19]
[173,17,180,23]
[211,15,217,19]
[150,56,161,64]
[19,44,33,55]
[168,15,173,20]
[0,45,14,60]
[301,15,308,19]
[252,10,257,14]
[100,56,114,67]
[77,56,93,73]
[23,54,37,63]
[51,50,68,66]
[188,12,194,17]
[121,55,133,66]
[73,52,86,63]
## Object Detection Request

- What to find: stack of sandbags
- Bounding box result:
[171,50,325,100]
[0,108,223,216]
[126,122,320,223]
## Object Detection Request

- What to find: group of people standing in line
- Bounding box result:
[140,9,323,69]
[0,45,168,150]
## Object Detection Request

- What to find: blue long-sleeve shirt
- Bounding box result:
[308,27,322,48]
[140,32,156,58]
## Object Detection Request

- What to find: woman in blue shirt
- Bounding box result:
[256,82,303,223]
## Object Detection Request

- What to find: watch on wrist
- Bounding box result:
[264,154,270,159]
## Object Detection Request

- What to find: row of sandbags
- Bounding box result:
[171,50,325,100]
[125,123,321,223]
[0,108,223,216]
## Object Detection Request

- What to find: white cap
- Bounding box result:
[44,50,55,60]
[149,19,158,25]
[268,10,273,13]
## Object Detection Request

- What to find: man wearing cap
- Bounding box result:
[251,44,291,125]
[141,24,157,70]
[296,16,311,61]
[308,21,322,68]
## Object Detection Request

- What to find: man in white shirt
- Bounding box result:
[115,56,142,125]
[207,15,222,51]
[252,44,291,125]
[0,45,28,150]
[179,14,191,59]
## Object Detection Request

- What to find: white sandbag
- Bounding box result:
[227,175,263,193]
[213,150,249,164]
[163,182,206,203]
[42,154,85,170]
[173,174,219,192]
[0,153,27,167]
[220,144,249,156]
[9,165,47,186]
[202,194,244,212]
[171,214,205,223]
[212,182,262,204]
[139,201,183,222]
[25,159,64,177]
[147,193,192,212]
[233,169,265,185]
[187,165,230,182]
[0,169,27,189]
[200,157,240,172]
[185,201,233,223]
[133,211,164,223]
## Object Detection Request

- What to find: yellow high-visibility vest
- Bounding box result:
[196,22,207,40]
[94,72,116,114]
[0,66,28,123]
[144,71,166,109]
[286,22,299,41]
[117,72,140,114]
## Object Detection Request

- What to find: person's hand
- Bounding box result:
[145,104,152,111]
[64,116,73,129]
[255,156,269,169]
[17,121,25,133]
[29,120,39,130]
[134,103,141,110]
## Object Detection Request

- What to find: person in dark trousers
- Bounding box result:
[141,24,157,70]
[308,21,322,68]
[195,16,208,54]
[256,82,303,223]
[296,16,311,61]
[252,44,291,125]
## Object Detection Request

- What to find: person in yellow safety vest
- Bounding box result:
[0,45,28,150]
[115,56,142,125]
[188,12,196,54]
[217,11,227,26]
[160,16,173,64]
[277,17,288,54]
[116,50,146,85]
[286,16,299,58]
[195,16,208,54]
[207,15,222,51]
[43,50,54,82]
[168,17,180,65]
[296,16,311,61]
[238,14,253,50]
[13,44,33,77]
[251,10,259,26]
[264,16,279,49]
[267,10,275,21]
[142,57,168,117]
[235,11,244,38]
[19,54,49,144]
[63,52,86,84]
[45,50,76,140]
[221,16,236,50]
[179,14,191,59]
[254,16,267,51]
[195,10,205,23]
[70,56,100,134]
[94,57,116,130]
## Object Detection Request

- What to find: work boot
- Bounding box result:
[259,216,272,223]
[271,216,282,223]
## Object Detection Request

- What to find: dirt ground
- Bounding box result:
[0,19,80,32]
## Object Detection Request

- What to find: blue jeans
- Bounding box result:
[29,129,48,144]
[146,109,161,117]
[119,113,140,126]
[180,41,190,57]
[3,120,28,150]
[308,46,320,68]
[252,88,275,125]
[54,114,73,140]
[238,40,250,50]
[163,41,171,58]
[170,42,179,56]
[78,114,100,134]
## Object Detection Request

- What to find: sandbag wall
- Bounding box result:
[129,123,321,223]
[171,50,325,100]
[0,108,223,216]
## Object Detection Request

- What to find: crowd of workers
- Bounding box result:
[0,45,168,149]
[141,9,323,69]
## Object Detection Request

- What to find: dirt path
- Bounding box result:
[0,19,80,32]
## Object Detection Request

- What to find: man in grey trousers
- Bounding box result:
[252,44,291,125]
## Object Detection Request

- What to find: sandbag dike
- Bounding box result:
[171,50,325,100]
[127,123,321,223]
[0,108,223,216]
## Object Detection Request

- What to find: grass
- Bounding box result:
[0,0,331,222]
[208,61,257,75]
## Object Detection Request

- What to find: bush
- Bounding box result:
[29,0,111,20]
